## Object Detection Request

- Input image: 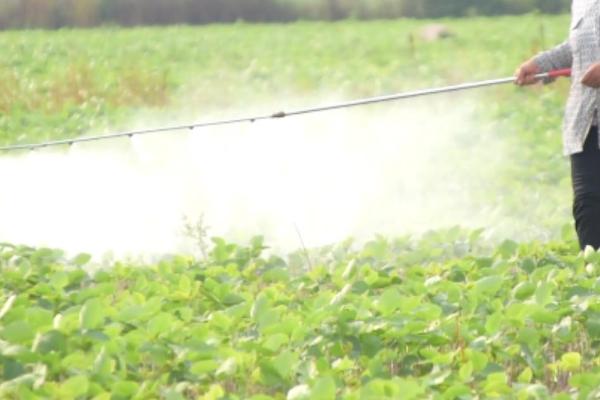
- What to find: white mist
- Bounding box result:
[0,95,535,258]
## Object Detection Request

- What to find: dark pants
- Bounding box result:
[571,126,600,250]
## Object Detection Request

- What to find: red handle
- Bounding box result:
[548,68,572,78]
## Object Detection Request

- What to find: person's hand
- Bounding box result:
[515,59,542,86]
[582,63,600,88]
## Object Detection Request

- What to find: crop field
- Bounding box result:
[3,14,600,399]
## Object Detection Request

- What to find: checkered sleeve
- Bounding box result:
[534,40,573,74]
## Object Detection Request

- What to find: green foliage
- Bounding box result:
[0,230,596,398]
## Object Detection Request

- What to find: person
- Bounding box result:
[515,1,600,250]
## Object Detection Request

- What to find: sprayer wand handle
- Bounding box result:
[541,68,572,79]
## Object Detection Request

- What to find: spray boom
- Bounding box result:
[0,68,572,152]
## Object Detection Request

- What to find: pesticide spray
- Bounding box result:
[0,70,572,259]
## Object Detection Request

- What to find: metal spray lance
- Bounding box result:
[0,68,572,152]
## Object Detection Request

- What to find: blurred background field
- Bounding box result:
[0,15,574,244]
[0,15,569,145]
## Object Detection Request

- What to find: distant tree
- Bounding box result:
[0,0,573,30]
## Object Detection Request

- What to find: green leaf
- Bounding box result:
[377,287,402,314]
[32,330,66,354]
[26,307,53,330]
[251,294,278,330]
[570,372,600,389]
[263,333,288,352]
[311,376,336,400]
[560,352,581,372]
[497,240,518,259]
[60,375,89,398]
[535,282,554,306]
[530,307,559,324]
[512,282,535,300]
[147,312,174,337]
[49,272,69,290]
[518,367,533,383]
[112,380,139,398]
[72,253,92,267]
[360,378,424,399]
[467,350,489,372]
[190,360,219,375]
[1,321,34,344]
[272,350,297,380]
[485,312,503,334]
[474,276,503,296]
[459,362,473,382]
[442,384,471,399]
[585,316,600,338]
[93,347,113,376]
[263,267,289,283]
[79,298,105,330]
[483,373,510,396]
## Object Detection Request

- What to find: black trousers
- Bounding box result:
[571,126,600,250]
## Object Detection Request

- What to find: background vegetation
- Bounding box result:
[0,0,570,29]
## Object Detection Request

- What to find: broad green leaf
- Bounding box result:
[377,287,402,314]
[497,240,518,259]
[360,378,424,399]
[263,267,289,283]
[512,282,535,300]
[570,372,600,389]
[200,384,225,400]
[72,253,92,267]
[251,294,278,330]
[31,330,66,354]
[59,375,89,398]
[560,352,581,372]
[272,350,298,379]
[483,373,510,396]
[311,376,336,400]
[26,307,53,330]
[1,321,34,344]
[79,298,105,330]
[485,313,503,335]
[263,333,288,352]
[518,368,533,383]
[443,383,471,399]
[163,390,186,400]
[93,347,113,376]
[530,307,559,324]
[112,380,139,398]
[147,312,174,336]
[191,360,219,375]
[535,282,554,306]
[459,362,473,382]
[474,276,503,296]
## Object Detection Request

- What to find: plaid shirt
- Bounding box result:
[534,0,600,155]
